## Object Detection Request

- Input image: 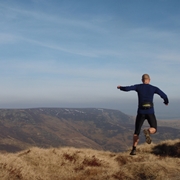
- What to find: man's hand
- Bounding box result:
[117,86,121,89]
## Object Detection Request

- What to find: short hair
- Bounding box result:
[142,74,150,81]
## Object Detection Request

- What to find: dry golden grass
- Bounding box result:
[0,139,180,180]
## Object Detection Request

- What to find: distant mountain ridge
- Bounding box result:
[0,108,179,153]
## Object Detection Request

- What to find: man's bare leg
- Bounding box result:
[130,134,139,155]
[133,134,139,147]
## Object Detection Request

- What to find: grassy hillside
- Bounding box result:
[0,139,179,180]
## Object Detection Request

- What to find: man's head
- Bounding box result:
[142,74,150,84]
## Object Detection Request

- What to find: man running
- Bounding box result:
[117,74,169,155]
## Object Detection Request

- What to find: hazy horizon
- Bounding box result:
[0,97,179,120]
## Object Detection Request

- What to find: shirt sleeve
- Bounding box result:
[120,85,137,92]
[155,87,169,104]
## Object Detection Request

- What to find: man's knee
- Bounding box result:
[149,127,156,134]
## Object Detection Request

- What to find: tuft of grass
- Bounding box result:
[63,152,78,163]
[82,156,102,167]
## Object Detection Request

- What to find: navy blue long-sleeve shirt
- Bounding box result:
[120,84,169,114]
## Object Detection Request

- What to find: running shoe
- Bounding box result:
[130,149,136,155]
[143,129,152,144]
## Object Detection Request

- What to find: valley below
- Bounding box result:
[0,108,179,153]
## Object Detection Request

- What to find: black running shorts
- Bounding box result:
[134,114,157,135]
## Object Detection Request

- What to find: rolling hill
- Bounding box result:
[0,108,179,153]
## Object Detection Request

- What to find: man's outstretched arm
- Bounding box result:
[117,85,137,91]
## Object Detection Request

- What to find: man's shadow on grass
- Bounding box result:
[151,141,180,158]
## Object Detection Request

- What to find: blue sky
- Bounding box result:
[0,0,180,119]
